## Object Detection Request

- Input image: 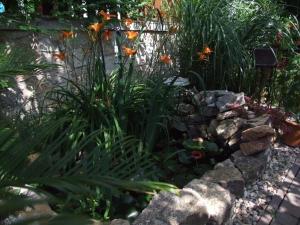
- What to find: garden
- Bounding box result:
[0,0,300,225]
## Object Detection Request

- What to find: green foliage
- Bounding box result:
[282,0,300,16]
[273,54,300,112]
[0,18,179,222]
[2,0,153,20]
[0,44,54,90]
[182,139,204,151]
[182,139,223,156]
[170,0,299,92]
[171,0,247,90]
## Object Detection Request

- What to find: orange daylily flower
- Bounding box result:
[125,31,139,40]
[157,10,167,18]
[53,52,66,61]
[60,31,74,40]
[203,46,213,55]
[124,18,133,27]
[99,10,116,21]
[169,26,178,34]
[123,47,137,56]
[197,52,208,61]
[103,30,112,41]
[88,22,104,33]
[160,54,172,64]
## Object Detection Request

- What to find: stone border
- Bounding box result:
[131,148,272,225]
[4,147,274,225]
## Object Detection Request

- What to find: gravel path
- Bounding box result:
[231,143,299,225]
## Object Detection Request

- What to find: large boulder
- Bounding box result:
[217,110,240,121]
[193,91,216,107]
[215,92,245,112]
[133,191,209,225]
[240,136,274,156]
[2,188,56,225]
[194,90,245,113]
[231,149,271,183]
[215,118,245,140]
[178,103,195,116]
[202,166,245,198]
[184,180,233,225]
[199,106,219,118]
[245,114,271,128]
[241,125,275,141]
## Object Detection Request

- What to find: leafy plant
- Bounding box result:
[271,50,300,113]
[0,123,178,224]
[0,44,53,90]
[169,0,248,89]
[168,0,299,93]
[0,10,181,223]
[1,0,154,20]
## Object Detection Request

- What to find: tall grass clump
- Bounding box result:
[168,0,299,93]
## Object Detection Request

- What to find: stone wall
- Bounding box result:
[0,18,167,117]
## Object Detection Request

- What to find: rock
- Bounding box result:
[202,167,245,198]
[193,91,216,106]
[132,191,209,225]
[16,203,56,222]
[197,124,209,139]
[184,114,206,125]
[195,91,245,113]
[178,103,195,116]
[187,125,200,138]
[204,92,217,105]
[245,114,271,128]
[164,77,190,87]
[172,117,188,132]
[216,92,245,112]
[231,149,271,183]
[217,110,240,120]
[240,136,273,156]
[215,118,245,140]
[199,106,219,117]
[184,180,233,225]
[247,111,256,119]
[241,125,275,141]
[110,219,130,225]
[226,130,242,151]
[209,90,231,97]
[214,159,235,169]
[207,119,219,137]
[92,220,106,225]
[203,141,223,156]
[179,90,195,104]
[3,188,56,225]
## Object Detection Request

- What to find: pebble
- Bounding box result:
[231,144,299,224]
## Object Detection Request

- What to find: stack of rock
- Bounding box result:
[130,89,280,225]
[240,125,275,156]
[172,89,276,155]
